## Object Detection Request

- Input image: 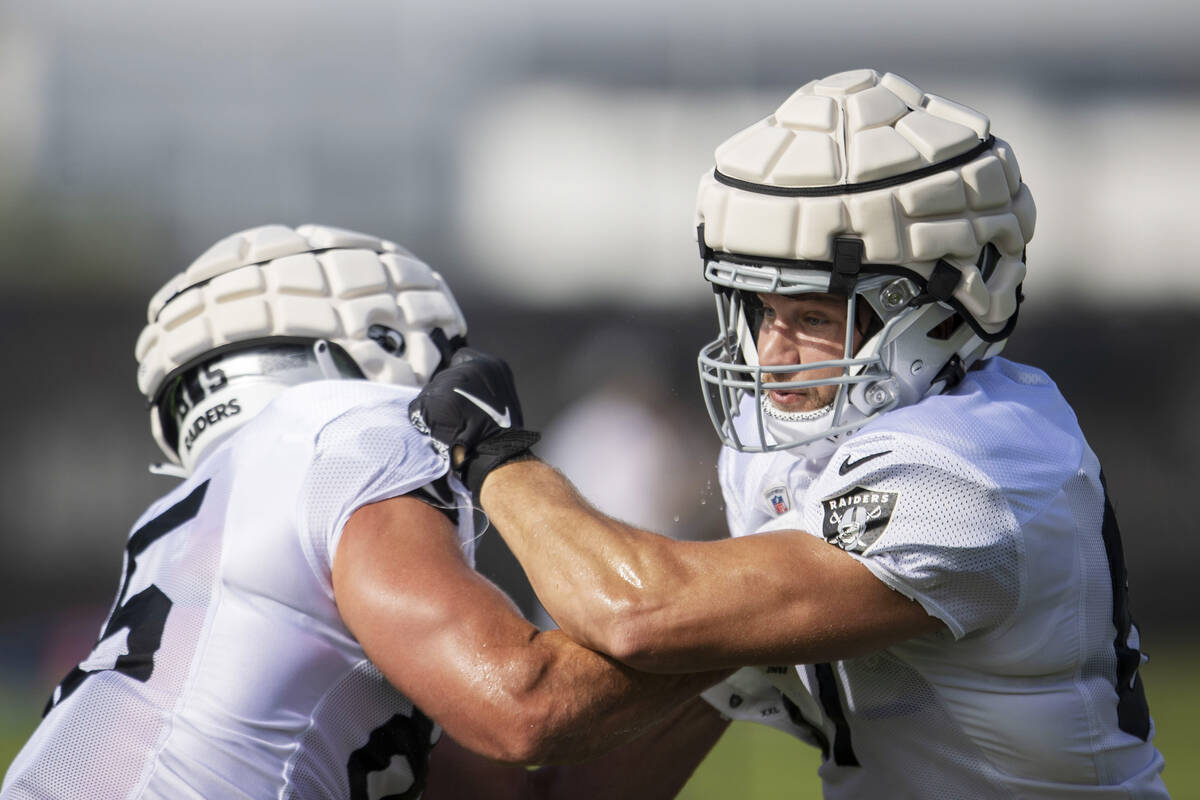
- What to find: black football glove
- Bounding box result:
[409,348,540,496]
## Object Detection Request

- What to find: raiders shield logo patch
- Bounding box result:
[821,486,897,553]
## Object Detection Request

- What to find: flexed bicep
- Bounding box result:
[333,493,725,766]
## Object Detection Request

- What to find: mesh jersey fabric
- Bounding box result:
[2,380,473,800]
[710,358,1169,799]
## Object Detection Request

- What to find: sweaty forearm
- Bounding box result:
[480,460,942,674]
[530,695,730,796]
[521,629,727,764]
[480,459,688,657]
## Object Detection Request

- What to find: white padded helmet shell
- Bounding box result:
[136,223,467,470]
[696,69,1036,452]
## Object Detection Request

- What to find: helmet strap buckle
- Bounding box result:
[829,238,865,297]
[908,259,961,308]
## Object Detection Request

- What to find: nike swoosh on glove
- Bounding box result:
[409,348,540,496]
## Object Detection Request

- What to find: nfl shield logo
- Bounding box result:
[763,485,791,515]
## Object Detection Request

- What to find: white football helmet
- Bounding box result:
[696,69,1036,452]
[136,224,467,474]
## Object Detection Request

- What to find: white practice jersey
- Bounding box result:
[3,381,474,800]
[705,358,1168,798]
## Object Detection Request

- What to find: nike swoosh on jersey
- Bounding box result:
[838,450,892,475]
[452,388,513,429]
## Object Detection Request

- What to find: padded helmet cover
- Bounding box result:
[696,69,1035,452]
[136,224,467,469]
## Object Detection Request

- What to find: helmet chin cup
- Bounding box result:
[760,395,843,452]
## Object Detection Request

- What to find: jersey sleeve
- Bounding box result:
[700,667,827,748]
[717,446,748,537]
[806,434,1023,640]
[298,392,450,590]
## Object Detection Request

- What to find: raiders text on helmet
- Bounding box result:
[136,224,467,473]
[696,69,1035,452]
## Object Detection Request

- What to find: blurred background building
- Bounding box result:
[1,0,1198,790]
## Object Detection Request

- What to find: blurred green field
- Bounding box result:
[1,640,1194,796]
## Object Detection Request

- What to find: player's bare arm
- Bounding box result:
[333,491,728,762]
[410,351,940,676]
[477,457,941,673]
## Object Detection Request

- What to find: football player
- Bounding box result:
[0,225,730,800]
[411,70,1172,797]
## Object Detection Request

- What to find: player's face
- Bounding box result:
[755,292,863,413]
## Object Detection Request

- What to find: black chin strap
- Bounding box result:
[932,354,966,392]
